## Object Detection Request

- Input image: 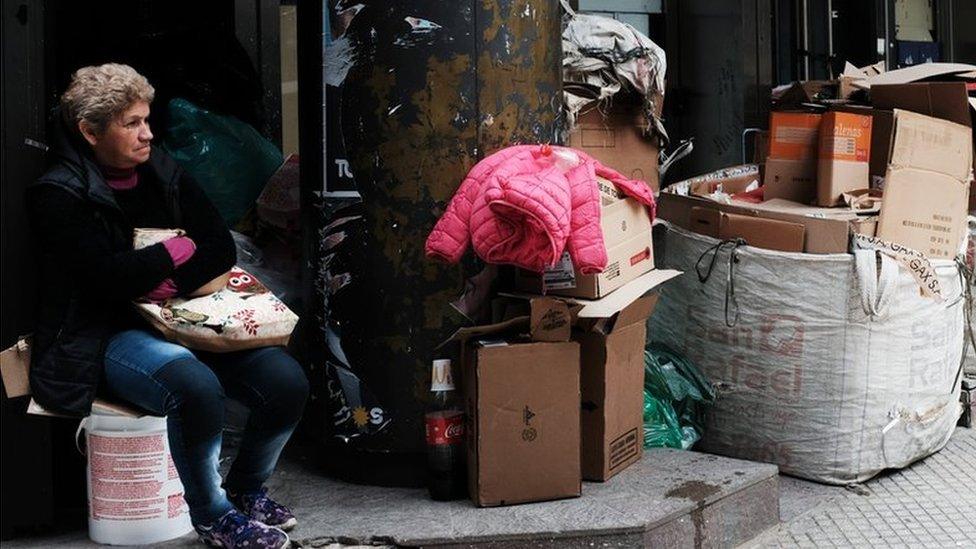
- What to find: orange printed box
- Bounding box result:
[818,111,872,162]
[816,111,873,206]
[768,112,822,160]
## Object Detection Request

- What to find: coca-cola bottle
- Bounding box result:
[425,359,466,501]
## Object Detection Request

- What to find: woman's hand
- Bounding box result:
[163,236,197,267]
[188,271,231,297]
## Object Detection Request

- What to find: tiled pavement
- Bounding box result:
[749,428,976,549]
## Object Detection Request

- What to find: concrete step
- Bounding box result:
[2,448,779,548]
[274,448,779,548]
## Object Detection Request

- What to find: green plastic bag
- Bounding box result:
[643,342,715,449]
[160,98,283,227]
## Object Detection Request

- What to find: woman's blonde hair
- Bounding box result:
[60,63,155,135]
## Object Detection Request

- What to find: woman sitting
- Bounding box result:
[28,63,307,549]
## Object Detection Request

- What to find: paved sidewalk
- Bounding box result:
[750,428,976,549]
[4,447,778,548]
[5,429,973,547]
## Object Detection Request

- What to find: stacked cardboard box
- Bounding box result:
[567,93,663,190]
[662,62,975,258]
[457,270,680,507]
[763,112,821,204]
[515,177,655,299]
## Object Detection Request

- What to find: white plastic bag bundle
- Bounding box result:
[650,222,965,484]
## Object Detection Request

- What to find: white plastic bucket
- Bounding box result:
[80,412,193,545]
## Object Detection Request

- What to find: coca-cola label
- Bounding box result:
[426,411,465,446]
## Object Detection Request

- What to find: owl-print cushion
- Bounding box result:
[132,228,299,352]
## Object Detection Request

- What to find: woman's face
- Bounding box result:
[80,101,153,169]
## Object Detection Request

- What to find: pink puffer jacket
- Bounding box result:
[425,144,655,273]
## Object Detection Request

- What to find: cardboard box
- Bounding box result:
[455,301,581,507]
[515,180,653,299]
[568,95,663,190]
[722,213,804,252]
[764,112,823,203]
[659,185,861,254]
[577,295,657,481]
[515,232,653,299]
[816,111,873,206]
[764,157,818,203]
[688,207,721,238]
[878,109,973,258]
[502,270,682,482]
[768,112,823,159]
[689,207,805,252]
[833,106,894,179]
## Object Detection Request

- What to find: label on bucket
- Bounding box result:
[88,430,187,521]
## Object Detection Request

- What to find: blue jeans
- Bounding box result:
[102,329,309,525]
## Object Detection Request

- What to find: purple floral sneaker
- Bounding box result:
[195,509,291,548]
[229,487,298,531]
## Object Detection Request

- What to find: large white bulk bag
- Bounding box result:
[649,222,965,484]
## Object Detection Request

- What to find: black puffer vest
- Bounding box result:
[28,120,184,416]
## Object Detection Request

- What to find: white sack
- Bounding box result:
[649,222,965,484]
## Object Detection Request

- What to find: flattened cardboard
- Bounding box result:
[879,171,968,259]
[887,109,972,180]
[578,296,657,480]
[878,110,973,258]
[658,190,860,254]
[573,269,681,318]
[719,212,805,252]
[27,398,146,419]
[816,111,873,206]
[839,61,885,99]
[854,62,976,89]
[465,340,581,506]
[871,82,972,128]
